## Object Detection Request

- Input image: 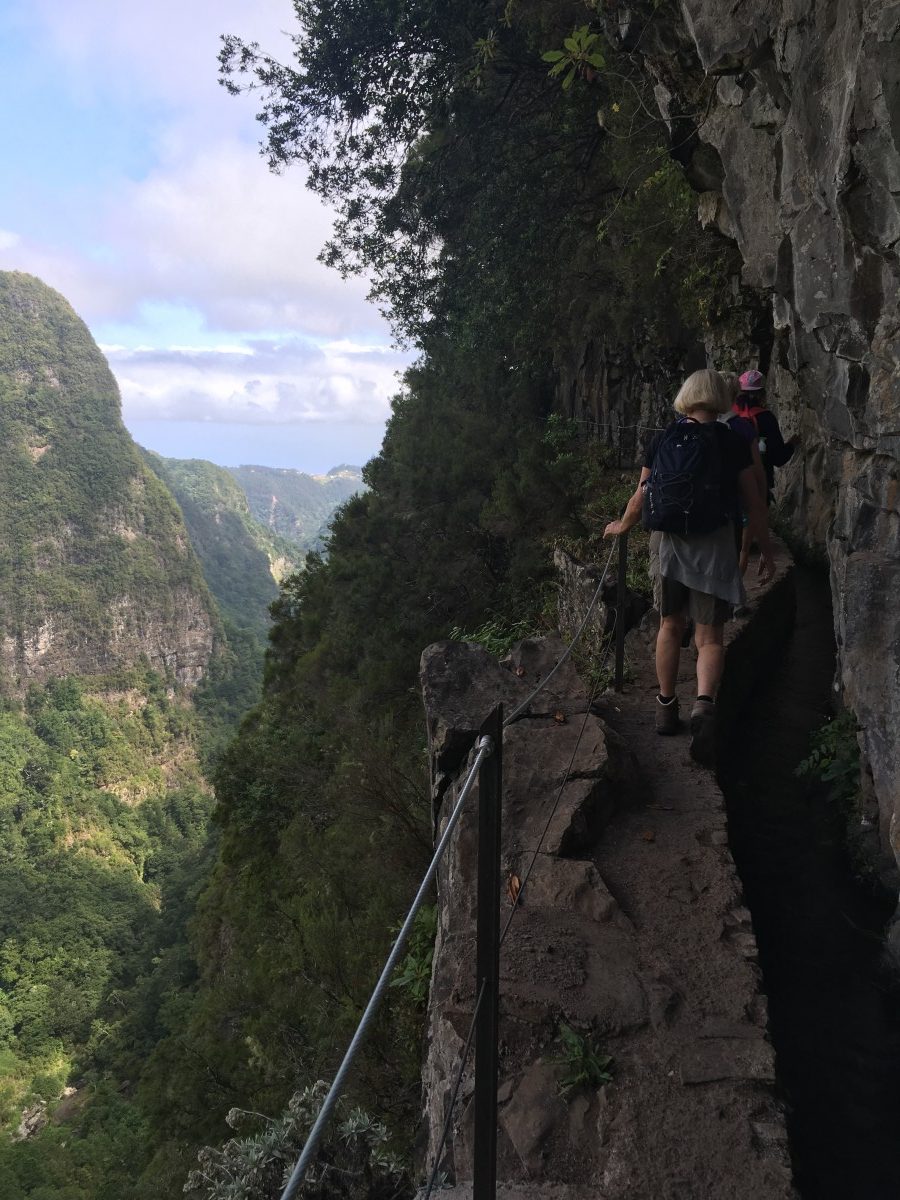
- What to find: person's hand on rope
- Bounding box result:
[604,471,648,538]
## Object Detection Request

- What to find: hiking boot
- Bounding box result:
[689,698,717,766]
[655,695,680,735]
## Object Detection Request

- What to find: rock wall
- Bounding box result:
[554,337,689,467]
[0,587,215,690]
[601,1,900,876]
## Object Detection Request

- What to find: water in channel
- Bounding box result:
[721,567,900,1200]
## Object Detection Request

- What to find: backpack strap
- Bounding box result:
[733,402,764,432]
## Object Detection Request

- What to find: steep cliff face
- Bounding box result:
[599,2,900,876]
[142,451,292,637]
[0,272,219,689]
[227,462,364,553]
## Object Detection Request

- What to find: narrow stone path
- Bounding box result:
[588,543,796,1198]
[418,542,798,1199]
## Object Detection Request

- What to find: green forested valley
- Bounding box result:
[141,453,291,638]
[227,464,365,556]
[1,1,747,1196]
[0,668,215,1199]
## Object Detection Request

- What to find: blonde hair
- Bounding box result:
[673,369,731,416]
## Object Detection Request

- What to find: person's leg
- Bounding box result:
[739,524,751,576]
[694,621,725,698]
[656,613,687,697]
[655,576,687,735]
[689,614,727,764]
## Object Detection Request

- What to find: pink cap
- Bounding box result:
[739,369,765,391]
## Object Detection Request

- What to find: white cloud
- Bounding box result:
[106,338,408,427]
[2,141,389,339]
[3,0,387,338]
[109,143,381,335]
[19,0,294,116]
[1,0,412,450]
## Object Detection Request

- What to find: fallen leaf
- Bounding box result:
[642,830,656,843]
[515,665,526,677]
[506,874,521,905]
[553,710,566,724]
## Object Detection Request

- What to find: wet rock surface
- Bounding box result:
[418,548,796,1197]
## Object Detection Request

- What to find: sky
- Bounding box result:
[0,0,411,473]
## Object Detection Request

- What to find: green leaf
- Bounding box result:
[541,50,565,62]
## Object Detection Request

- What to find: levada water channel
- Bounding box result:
[720,566,900,1199]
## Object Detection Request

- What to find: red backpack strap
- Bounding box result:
[733,401,762,432]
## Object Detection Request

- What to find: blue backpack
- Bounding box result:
[642,419,729,535]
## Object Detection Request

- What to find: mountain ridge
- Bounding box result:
[0,271,219,691]
[226,462,364,552]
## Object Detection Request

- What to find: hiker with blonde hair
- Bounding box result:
[604,369,774,764]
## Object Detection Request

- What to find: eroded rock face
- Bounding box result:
[0,587,216,689]
[605,1,900,874]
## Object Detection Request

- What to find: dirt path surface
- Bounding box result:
[419,542,798,1200]
[588,544,797,1198]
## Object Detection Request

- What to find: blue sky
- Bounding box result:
[0,0,409,473]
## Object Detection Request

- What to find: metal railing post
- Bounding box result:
[615,532,628,691]
[473,704,503,1200]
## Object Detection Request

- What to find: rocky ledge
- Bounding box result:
[417,543,797,1198]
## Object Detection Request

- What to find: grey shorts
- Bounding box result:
[649,530,731,626]
[659,575,731,626]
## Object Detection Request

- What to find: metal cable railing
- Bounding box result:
[416,545,626,1195]
[500,609,617,950]
[279,735,494,1200]
[421,980,486,1200]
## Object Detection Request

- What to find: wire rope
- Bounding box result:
[279,525,632,1195]
[500,605,618,948]
[279,736,494,1200]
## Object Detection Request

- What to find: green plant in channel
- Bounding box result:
[553,1022,614,1098]
[795,708,861,806]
